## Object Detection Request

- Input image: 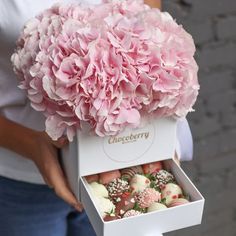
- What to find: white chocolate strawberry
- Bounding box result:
[161,183,183,206]
[89,182,109,198]
[95,197,116,218]
[130,174,150,193]
[147,202,167,212]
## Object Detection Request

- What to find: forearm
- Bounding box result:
[0,116,82,208]
[0,115,37,160]
[144,0,161,9]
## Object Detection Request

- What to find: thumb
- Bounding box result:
[42,132,69,148]
[50,136,69,149]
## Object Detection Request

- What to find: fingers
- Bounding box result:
[48,156,83,211]
[42,175,53,188]
[51,136,69,149]
[41,131,69,149]
[54,178,83,212]
[37,146,83,211]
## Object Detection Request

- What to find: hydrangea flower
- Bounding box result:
[12,0,199,141]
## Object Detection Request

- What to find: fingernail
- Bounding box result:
[74,203,83,212]
[75,206,83,212]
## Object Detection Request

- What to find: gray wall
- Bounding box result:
[162,0,236,235]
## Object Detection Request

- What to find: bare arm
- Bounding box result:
[0,116,38,159]
[0,115,82,211]
[144,0,161,9]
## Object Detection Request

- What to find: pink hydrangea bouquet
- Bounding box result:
[11,0,199,141]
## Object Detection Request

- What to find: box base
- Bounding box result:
[61,141,80,199]
[80,159,204,236]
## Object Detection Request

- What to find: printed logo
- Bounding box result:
[103,123,155,163]
[107,132,150,145]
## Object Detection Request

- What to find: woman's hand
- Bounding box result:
[0,116,82,211]
[32,132,83,212]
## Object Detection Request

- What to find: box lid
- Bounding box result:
[77,117,177,176]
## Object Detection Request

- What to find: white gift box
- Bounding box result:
[61,117,204,236]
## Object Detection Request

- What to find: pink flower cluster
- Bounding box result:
[11,0,199,141]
